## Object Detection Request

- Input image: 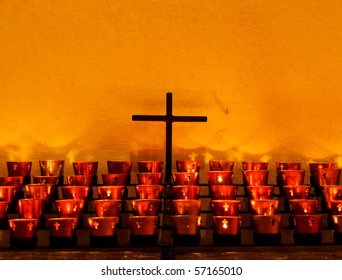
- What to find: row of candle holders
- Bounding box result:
[1,159,342,249]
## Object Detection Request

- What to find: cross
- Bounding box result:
[147,162,152,171]
[71,189,77,198]
[106,189,111,197]
[132,92,207,184]
[54,222,60,230]
[222,219,228,229]
[309,218,314,226]
[113,176,119,183]
[94,221,99,230]
[28,223,33,231]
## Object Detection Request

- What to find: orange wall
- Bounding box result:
[1,0,342,184]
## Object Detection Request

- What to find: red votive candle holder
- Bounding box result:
[209,160,234,171]
[7,161,32,184]
[212,200,241,216]
[207,171,234,185]
[8,218,39,249]
[172,199,202,215]
[209,185,238,200]
[212,216,242,245]
[242,161,268,171]
[97,186,126,200]
[131,199,162,216]
[252,215,282,245]
[172,172,199,185]
[172,185,200,200]
[88,216,119,247]
[135,185,163,199]
[176,160,201,173]
[93,199,122,217]
[136,173,163,185]
[47,217,78,248]
[129,216,159,246]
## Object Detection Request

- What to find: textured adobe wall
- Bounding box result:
[1,0,342,183]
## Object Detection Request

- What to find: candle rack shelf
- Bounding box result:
[1,184,342,260]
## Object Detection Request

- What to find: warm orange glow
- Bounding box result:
[1,1,342,184]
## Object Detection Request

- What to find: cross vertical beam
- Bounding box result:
[165,93,173,184]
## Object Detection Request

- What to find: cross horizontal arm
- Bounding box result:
[172,116,207,122]
[132,115,167,121]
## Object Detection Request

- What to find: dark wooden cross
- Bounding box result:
[132,92,207,184]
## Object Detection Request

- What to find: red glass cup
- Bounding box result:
[0,186,17,203]
[47,217,78,238]
[245,186,274,200]
[32,176,60,185]
[8,218,39,238]
[171,215,201,235]
[137,161,163,173]
[176,160,201,173]
[136,173,163,185]
[210,185,238,200]
[249,199,279,215]
[173,185,200,199]
[172,172,199,185]
[242,162,268,171]
[309,162,335,179]
[72,161,98,175]
[7,162,32,185]
[61,186,89,200]
[0,176,25,194]
[209,160,234,171]
[243,170,269,186]
[102,173,128,186]
[288,199,319,215]
[275,162,302,171]
[129,216,159,235]
[320,185,342,210]
[107,161,132,185]
[213,216,242,235]
[252,215,282,234]
[93,199,122,217]
[18,198,46,219]
[330,200,342,215]
[39,160,64,176]
[207,171,233,185]
[88,216,120,247]
[97,186,126,200]
[25,184,53,202]
[55,199,85,218]
[283,185,311,200]
[7,161,32,177]
[108,160,133,174]
[0,201,9,219]
[313,168,341,187]
[66,175,97,187]
[131,199,162,216]
[292,214,323,234]
[135,185,163,199]
[211,200,241,216]
[88,216,119,236]
[277,170,305,187]
[172,199,202,215]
